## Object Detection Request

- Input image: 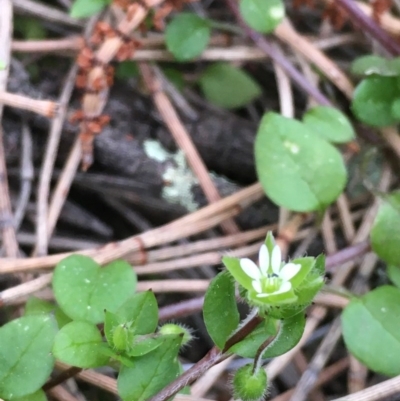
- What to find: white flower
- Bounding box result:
[239,244,301,299]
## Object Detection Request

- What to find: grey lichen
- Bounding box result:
[143,140,199,211]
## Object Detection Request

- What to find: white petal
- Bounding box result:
[240,258,261,280]
[271,245,282,275]
[273,281,292,295]
[258,245,269,275]
[252,280,262,293]
[279,263,301,281]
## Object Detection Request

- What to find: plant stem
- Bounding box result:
[148,346,223,401]
[42,366,83,391]
[336,0,400,56]
[147,315,263,401]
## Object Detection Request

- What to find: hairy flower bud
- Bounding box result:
[233,364,268,401]
[159,323,193,345]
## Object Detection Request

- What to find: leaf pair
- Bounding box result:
[203,272,306,358]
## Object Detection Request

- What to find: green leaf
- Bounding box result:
[117,291,159,335]
[53,321,109,368]
[24,297,71,329]
[166,13,211,61]
[255,112,347,212]
[391,98,400,119]
[127,335,166,357]
[13,389,47,401]
[118,335,182,401]
[203,271,240,349]
[370,192,400,265]
[387,265,400,288]
[199,63,262,109]
[303,106,355,143]
[229,319,277,358]
[25,297,55,316]
[239,0,284,33]
[352,76,400,127]
[0,315,57,399]
[342,285,400,376]
[100,347,135,367]
[261,313,306,358]
[54,307,72,329]
[0,61,5,70]
[70,0,110,18]
[53,255,136,324]
[351,55,400,77]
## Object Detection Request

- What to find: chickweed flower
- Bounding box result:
[222,232,325,314]
[240,244,300,304]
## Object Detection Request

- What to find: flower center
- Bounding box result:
[261,276,282,293]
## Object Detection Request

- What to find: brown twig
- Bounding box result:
[34,64,79,256]
[0,91,58,117]
[43,367,83,391]
[0,183,264,273]
[12,0,83,28]
[0,0,18,258]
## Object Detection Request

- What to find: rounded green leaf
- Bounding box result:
[117,291,159,335]
[118,335,182,401]
[70,0,110,18]
[0,315,57,399]
[303,106,355,143]
[203,271,240,349]
[352,76,400,127]
[13,389,47,401]
[342,286,400,376]
[53,255,136,324]
[239,0,284,33]
[199,63,261,109]
[166,13,211,61]
[255,112,347,212]
[351,55,400,77]
[370,192,400,265]
[387,265,400,288]
[25,297,55,316]
[53,321,109,368]
[261,312,306,358]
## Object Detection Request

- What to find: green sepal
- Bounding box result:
[222,256,253,292]
[289,257,314,288]
[248,288,298,305]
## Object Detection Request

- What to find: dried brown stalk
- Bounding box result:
[0,91,57,118]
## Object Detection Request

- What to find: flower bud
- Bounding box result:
[159,323,193,345]
[233,364,268,401]
[113,324,129,352]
